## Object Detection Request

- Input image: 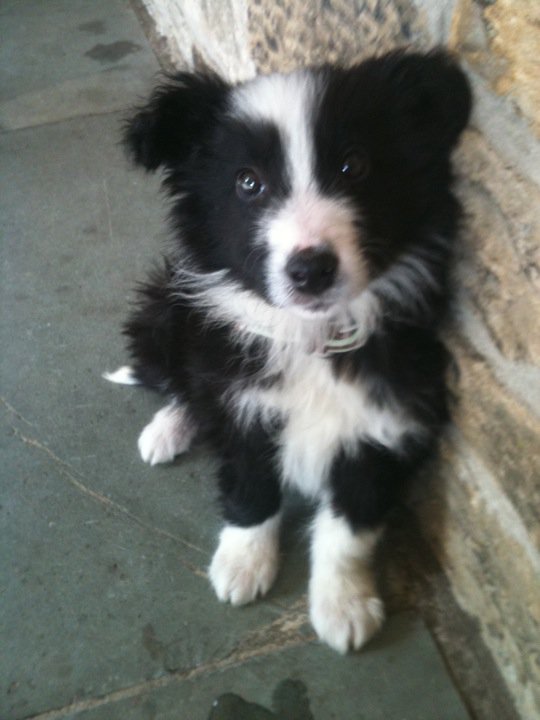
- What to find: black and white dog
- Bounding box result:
[106,50,471,653]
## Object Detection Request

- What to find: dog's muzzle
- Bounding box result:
[285,247,338,295]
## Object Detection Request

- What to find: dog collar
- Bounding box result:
[318,325,366,356]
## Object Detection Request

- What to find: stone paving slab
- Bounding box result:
[0,0,159,130]
[1,1,470,718]
[38,614,468,720]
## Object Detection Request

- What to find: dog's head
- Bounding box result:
[124,51,471,325]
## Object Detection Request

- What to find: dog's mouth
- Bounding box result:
[286,292,340,318]
[264,240,368,321]
[280,272,364,319]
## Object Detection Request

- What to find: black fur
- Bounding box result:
[119,50,470,534]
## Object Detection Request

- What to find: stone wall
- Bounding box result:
[134,1,539,716]
[417,5,540,718]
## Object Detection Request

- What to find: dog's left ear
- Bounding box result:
[123,72,230,172]
[384,50,472,163]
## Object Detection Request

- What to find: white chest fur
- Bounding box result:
[231,352,416,499]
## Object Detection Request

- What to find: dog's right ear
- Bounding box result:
[123,72,230,172]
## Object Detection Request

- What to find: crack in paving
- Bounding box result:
[22,623,314,720]
[4,401,316,720]
[1,395,36,427]
[5,413,209,579]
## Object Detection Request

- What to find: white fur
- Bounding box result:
[172,265,419,499]
[209,514,281,605]
[309,506,384,653]
[172,265,382,358]
[138,402,197,465]
[102,365,139,385]
[232,72,370,317]
[231,70,319,193]
[231,351,419,498]
[371,236,450,313]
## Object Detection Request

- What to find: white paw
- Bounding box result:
[309,570,384,653]
[138,402,196,466]
[209,518,280,606]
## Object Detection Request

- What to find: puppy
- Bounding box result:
[106,50,471,653]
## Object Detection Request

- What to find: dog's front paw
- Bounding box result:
[209,519,280,606]
[309,570,384,653]
[138,403,196,465]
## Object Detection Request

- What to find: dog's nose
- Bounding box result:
[285,247,338,294]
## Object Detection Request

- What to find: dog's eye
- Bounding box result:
[236,169,265,200]
[340,151,369,181]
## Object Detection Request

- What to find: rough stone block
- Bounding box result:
[450,0,540,137]
[449,335,540,537]
[413,431,540,720]
[454,130,540,366]
[247,0,424,74]
[139,0,429,79]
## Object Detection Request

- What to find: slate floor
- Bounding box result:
[1,2,471,718]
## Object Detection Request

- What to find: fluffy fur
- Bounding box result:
[109,50,471,652]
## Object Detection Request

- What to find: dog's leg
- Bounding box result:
[309,438,427,652]
[138,401,197,465]
[209,424,282,605]
[209,513,281,605]
[309,505,383,653]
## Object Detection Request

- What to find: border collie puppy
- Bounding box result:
[106,50,471,653]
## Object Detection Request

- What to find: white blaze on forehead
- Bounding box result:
[230,70,321,193]
[231,71,369,311]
